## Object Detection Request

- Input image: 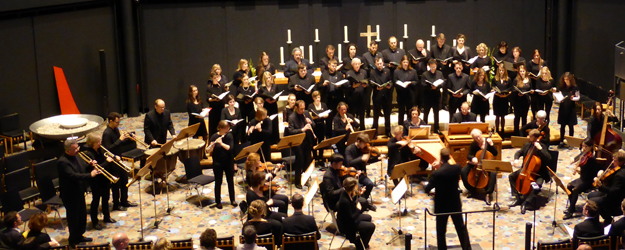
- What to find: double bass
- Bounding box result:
[515,133,545,196]
[593,94,622,165]
[467,131,495,189]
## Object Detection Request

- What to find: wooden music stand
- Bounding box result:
[546,167,571,196]
[274,133,307,197]
[234,142,264,161]
[448,123,489,135]
[390,159,423,197]
[481,159,513,205]
[175,123,200,141]
[408,127,431,139]
[510,136,527,148]
[564,136,585,149]
[346,129,377,145]
[312,134,345,150]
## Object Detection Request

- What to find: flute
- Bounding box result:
[344,113,355,133]
[205,133,227,154]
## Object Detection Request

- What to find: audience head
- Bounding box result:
[200,228,217,250]
[291,194,304,211]
[153,238,172,250]
[576,244,592,250]
[248,200,267,219]
[154,99,166,114]
[27,212,48,232]
[583,200,599,218]
[242,225,258,244]
[112,233,130,250]
[460,102,470,115]
[330,153,344,169]
[4,211,21,229]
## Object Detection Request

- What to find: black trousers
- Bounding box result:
[537,95,554,120]
[566,178,594,213]
[358,174,374,200]
[269,194,289,216]
[449,95,467,115]
[397,93,412,123]
[460,165,497,195]
[436,213,471,250]
[213,162,235,204]
[90,178,111,225]
[513,100,530,135]
[62,194,87,245]
[353,214,375,250]
[312,122,325,162]
[423,97,441,132]
[560,124,575,142]
[372,98,392,136]
[112,171,129,207]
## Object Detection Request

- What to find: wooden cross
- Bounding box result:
[360,25,378,47]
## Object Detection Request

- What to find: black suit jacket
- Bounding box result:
[143,109,175,144]
[282,211,321,239]
[57,153,93,201]
[321,168,343,210]
[450,112,477,123]
[345,144,366,171]
[25,230,53,249]
[336,191,363,239]
[424,162,462,213]
[573,217,604,239]
[520,120,551,146]
[0,228,24,250]
[609,217,625,236]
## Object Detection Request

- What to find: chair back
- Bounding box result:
[5,167,33,194]
[34,176,56,203]
[4,151,30,173]
[575,234,612,250]
[50,245,69,250]
[34,158,58,183]
[239,234,274,250]
[537,239,572,250]
[0,188,24,214]
[0,113,19,134]
[128,241,153,250]
[282,232,318,250]
[75,243,111,250]
[170,238,193,250]
[215,235,235,250]
[183,157,202,180]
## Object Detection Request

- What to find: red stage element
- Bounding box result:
[53,66,81,114]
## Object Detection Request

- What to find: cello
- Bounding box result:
[515,133,545,196]
[467,130,495,189]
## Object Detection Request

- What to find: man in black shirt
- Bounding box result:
[282,194,321,239]
[370,56,392,137]
[284,47,312,78]
[346,58,369,122]
[381,36,406,76]
[608,199,625,237]
[144,99,176,147]
[450,102,477,123]
[319,45,337,72]
[460,129,498,205]
[319,59,345,138]
[424,148,471,250]
[420,59,444,133]
[344,134,376,204]
[508,129,552,214]
[102,112,138,211]
[520,110,551,146]
[288,63,316,105]
[446,62,470,114]
[408,39,431,76]
[0,212,24,249]
[286,100,316,189]
[362,41,381,72]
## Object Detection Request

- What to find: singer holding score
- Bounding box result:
[186,85,209,139]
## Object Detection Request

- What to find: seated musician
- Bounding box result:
[588,150,625,225]
[336,177,376,250]
[587,102,619,140]
[344,134,376,205]
[84,133,117,230]
[402,106,426,136]
[450,102,477,123]
[102,112,138,211]
[388,125,428,186]
[320,153,374,212]
[333,102,360,155]
[572,200,604,241]
[246,171,289,222]
[520,110,551,146]
[460,129,498,205]
[282,194,321,239]
[508,129,552,213]
[564,139,600,219]
[242,200,283,246]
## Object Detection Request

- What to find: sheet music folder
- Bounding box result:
[313,134,346,150]
[481,159,513,173]
[391,177,408,204]
[274,133,306,150]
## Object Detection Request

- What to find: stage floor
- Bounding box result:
[46,105,610,250]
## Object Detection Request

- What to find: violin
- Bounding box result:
[362,143,381,158]
[572,149,593,175]
[515,134,545,196]
[257,162,283,174]
[339,166,359,177]
[593,160,621,187]
[261,181,283,193]
[467,131,495,189]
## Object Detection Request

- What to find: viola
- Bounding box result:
[594,161,621,187]
[467,131,495,189]
[339,166,359,177]
[257,162,283,173]
[362,143,381,157]
[261,181,283,193]
[515,134,545,196]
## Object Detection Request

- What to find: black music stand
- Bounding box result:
[312,134,346,167]
[346,129,377,146]
[481,159,513,206]
[390,159,421,217]
[129,159,152,240]
[387,176,408,245]
[144,139,175,232]
[546,166,571,235]
[274,133,306,197]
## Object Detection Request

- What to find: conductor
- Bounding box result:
[144,99,176,147]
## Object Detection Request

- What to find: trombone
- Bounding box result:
[100,145,132,173]
[122,130,149,148]
[78,152,119,183]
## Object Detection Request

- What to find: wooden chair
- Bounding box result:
[128,241,153,250]
[282,232,318,250]
[575,234,612,250]
[76,243,111,250]
[170,238,193,250]
[239,233,275,250]
[50,245,69,250]
[215,235,235,250]
[537,239,573,250]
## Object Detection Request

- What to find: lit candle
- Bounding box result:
[280,47,285,65]
[432,25,435,36]
[315,29,319,42]
[344,26,349,42]
[287,29,292,43]
[427,40,431,51]
[309,45,314,63]
[300,46,305,58]
[404,24,408,38]
[338,44,342,63]
[376,25,380,41]
[399,41,403,50]
[453,39,457,47]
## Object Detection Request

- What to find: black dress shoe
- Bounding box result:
[368,204,377,212]
[231,201,238,207]
[295,184,303,189]
[508,199,523,207]
[81,237,93,242]
[485,195,491,206]
[103,218,117,223]
[214,203,223,209]
[112,206,127,211]
[520,204,527,214]
[562,212,574,220]
[122,202,138,207]
[93,224,103,230]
